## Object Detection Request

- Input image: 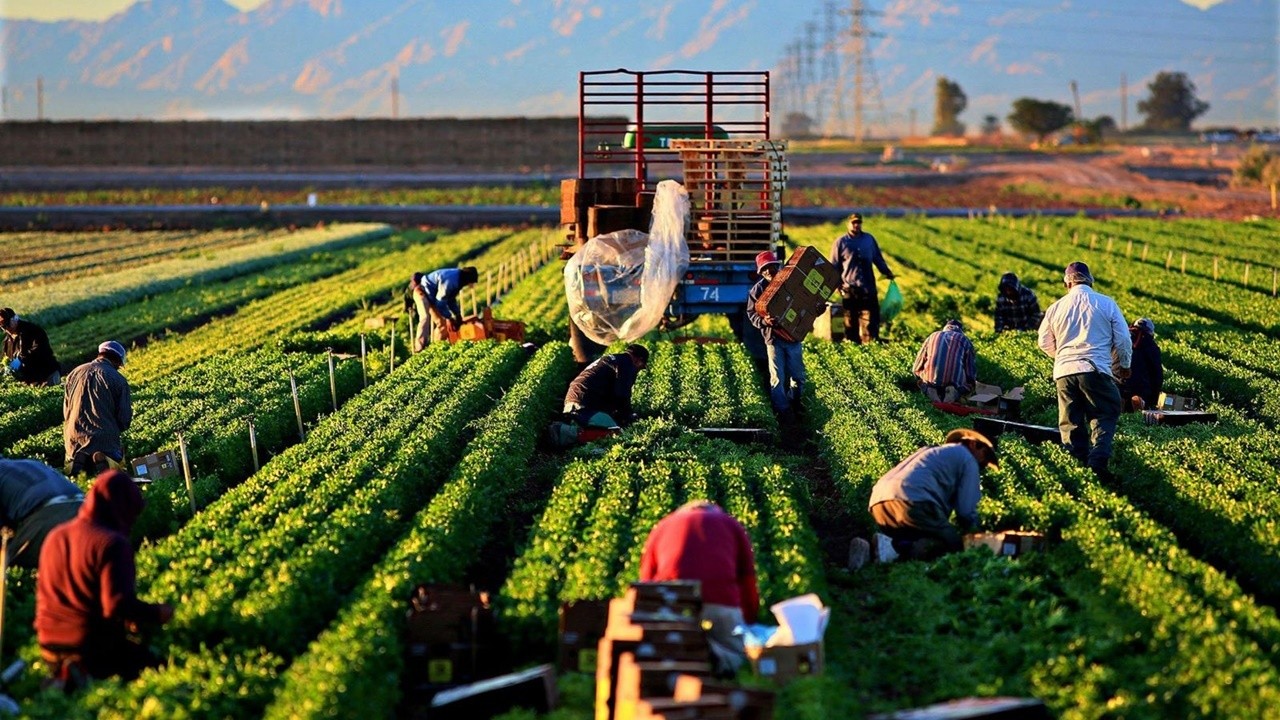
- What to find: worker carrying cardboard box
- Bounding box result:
[639,500,759,677]
[746,250,807,423]
[36,470,175,691]
[0,459,84,569]
[63,341,132,477]
[410,267,479,352]
[993,273,1043,332]
[851,428,998,568]
[1037,261,1132,480]
[1,307,61,387]
[830,213,895,344]
[561,344,648,429]
[1118,318,1163,412]
[912,319,977,403]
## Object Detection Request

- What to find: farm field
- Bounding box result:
[2,215,1279,718]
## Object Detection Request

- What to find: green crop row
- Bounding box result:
[632,341,777,432]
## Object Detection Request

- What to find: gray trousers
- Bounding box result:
[10,499,81,570]
[1056,371,1122,468]
[701,603,747,676]
[870,499,963,558]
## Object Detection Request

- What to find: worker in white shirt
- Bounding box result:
[1037,261,1132,480]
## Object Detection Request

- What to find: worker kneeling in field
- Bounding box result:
[412,266,479,351]
[640,501,759,677]
[993,272,1042,332]
[912,319,976,403]
[1,307,62,386]
[36,470,174,691]
[63,341,132,477]
[855,429,998,566]
[1118,318,1163,412]
[562,344,648,429]
[0,458,84,570]
[746,250,806,421]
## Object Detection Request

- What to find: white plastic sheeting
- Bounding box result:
[564,180,691,345]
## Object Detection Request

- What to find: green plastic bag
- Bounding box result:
[880,280,903,322]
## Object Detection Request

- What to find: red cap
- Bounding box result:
[755,250,780,273]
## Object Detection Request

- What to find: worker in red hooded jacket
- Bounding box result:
[639,501,759,676]
[35,470,174,690]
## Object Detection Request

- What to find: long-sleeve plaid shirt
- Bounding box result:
[913,326,977,393]
[994,285,1042,332]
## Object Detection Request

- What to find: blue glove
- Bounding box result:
[6,358,19,372]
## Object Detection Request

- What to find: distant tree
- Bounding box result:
[782,111,815,138]
[931,77,967,136]
[1137,71,1209,132]
[980,114,1001,136]
[1007,98,1074,143]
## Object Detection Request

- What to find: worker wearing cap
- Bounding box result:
[861,428,998,563]
[37,469,174,690]
[1119,317,1163,412]
[639,500,759,676]
[912,319,977,403]
[1038,261,1132,479]
[993,272,1042,332]
[562,344,649,429]
[415,266,480,350]
[830,213,895,344]
[63,341,133,477]
[747,249,807,421]
[0,459,84,570]
[1,307,61,386]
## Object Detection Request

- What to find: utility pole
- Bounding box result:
[1,86,6,120]
[803,22,819,129]
[390,72,400,119]
[909,108,917,138]
[822,0,844,137]
[1069,80,1082,120]
[1120,73,1128,131]
[36,76,44,121]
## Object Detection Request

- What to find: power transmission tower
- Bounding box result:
[839,0,884,142]
[803,22,819,129]
[1120,73,1128,131]
[821,0,844,137]
[37,76,44,121]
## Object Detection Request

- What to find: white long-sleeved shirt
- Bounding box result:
[1037,284,1132,380]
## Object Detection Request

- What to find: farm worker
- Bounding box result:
[36,469,174,691]
[414,266,480,350]
[1118,318,1163,412]
[639,500,759,676]
[1,307,61,386]
[993,272,1043,332]
[856,428,998,566]
[912,319,977,403]
[0,459,84,570]
[562,344,648,428]
[63,341,132,477]
[747,249,807,421]
[405,272,427,352]
[830,213,895,344]
[1037,261,1132,480]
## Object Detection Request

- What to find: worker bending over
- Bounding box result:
[63,341,132,477]
[411,267,479,351]
[747,250,806,421]
[0,458,84,569]
[1038,261,1131,479]
[1,307,61,386]
[858,428,998,565]
[1119,318,1163,411]
[37,470,175,690]
[562,344,648,429]
[912,319,976,403]
[993,273,1042,332]
[640,501,759,676]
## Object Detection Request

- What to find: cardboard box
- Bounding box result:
[1157,393,1198,411]
[963,531,1047,557]
[560,600,611,672]
[130,449,179,481]
[754,246,840,343]
[966,383,1025,418]
[403,585,496,692]
[748,642,823,684]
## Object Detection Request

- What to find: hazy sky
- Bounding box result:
[0,0,1275,131]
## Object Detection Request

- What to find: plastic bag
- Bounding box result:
[880,279,903,322]
[564,180,690,345]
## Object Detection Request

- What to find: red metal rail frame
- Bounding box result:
[576,69,772,189]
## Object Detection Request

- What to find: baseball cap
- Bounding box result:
[98,340,127,365]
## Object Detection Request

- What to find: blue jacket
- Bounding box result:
[422,268,466,322]
[0,459,82,528]
[830,231,892,298]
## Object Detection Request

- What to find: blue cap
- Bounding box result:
[98,340,127,365]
